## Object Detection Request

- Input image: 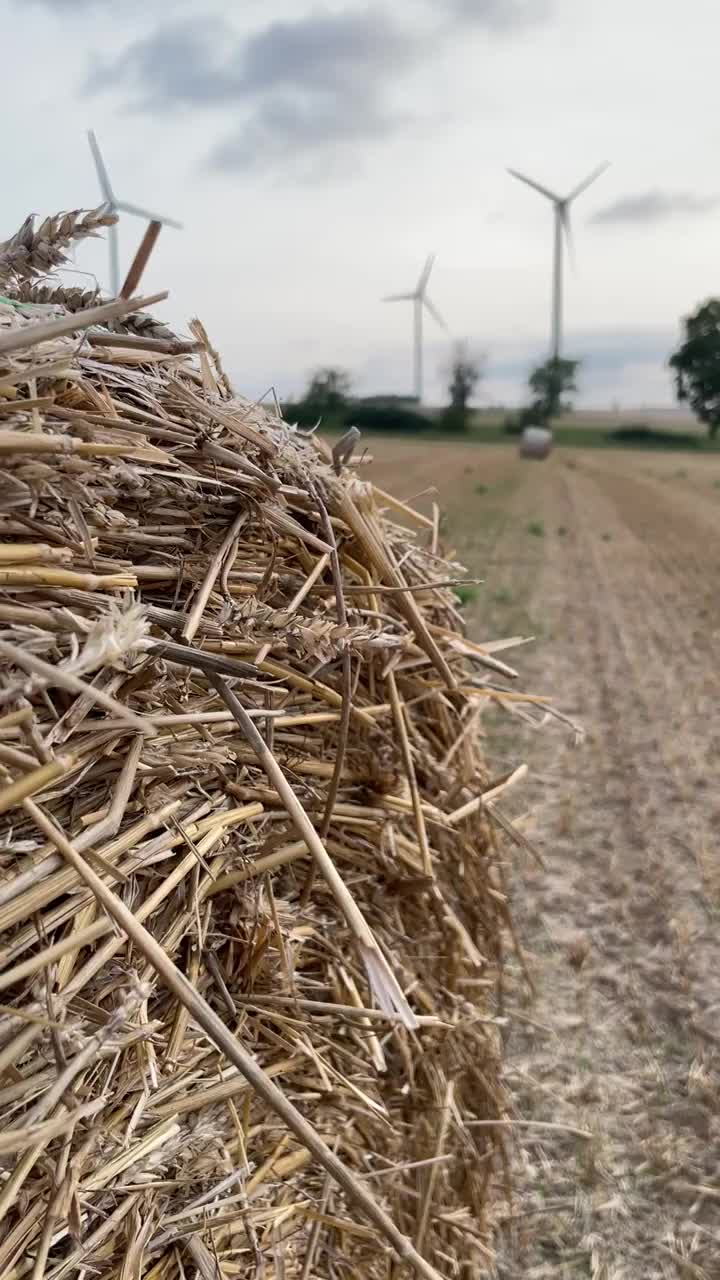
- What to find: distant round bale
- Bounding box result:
[519,426,552,459]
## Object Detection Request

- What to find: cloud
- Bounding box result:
[86,10,421,176]
[240,10,418,94]
[591,190,719,225]
[25,0,134,8]
[208,91,402,178]
[86,3,549,178]
[85,17,235,107]
[441,0,552,28]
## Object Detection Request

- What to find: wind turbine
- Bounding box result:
[87,130,183,296]
[507,163,609,360]
[383,254,447,402]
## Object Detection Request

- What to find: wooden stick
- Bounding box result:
[23,798,443,1280]
[120,221,162,298]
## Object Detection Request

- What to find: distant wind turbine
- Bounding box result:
[507,163,609,360]
[383,254,447,402]
[88,130,183,295]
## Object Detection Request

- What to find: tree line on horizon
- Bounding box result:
[287,300,720,439]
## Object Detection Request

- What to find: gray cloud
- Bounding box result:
[85,18,236,107]
[208,91,402,178]
[86,3,548,177]
[442,0,551,28]
[240,10,418,94]
[591,190,719,225]
[86,10,420,176]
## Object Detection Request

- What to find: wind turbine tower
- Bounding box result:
[88,130,183,296]
[383,254,447,402]
[507,163,609,360]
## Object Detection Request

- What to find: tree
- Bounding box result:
[669,299,720,437]
[302,367,352,413]
[443,342,484,430]
[528,357,579,425]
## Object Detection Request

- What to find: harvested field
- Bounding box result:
[370,440,720,1279]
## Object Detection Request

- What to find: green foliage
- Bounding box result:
[303,366,352,413]
[441,342,484,431]
[282,400,329,428]
[283,365,352,429]
[448,342,483,410]
[607,425,700,448]
[526,520,545,537]
[282,397,429,434]
[454,583,478,607]
[670,299,720,438]
[474,483,489,495]
[528,357,579,424]
[503,406,537,435]
[347,404,429,433]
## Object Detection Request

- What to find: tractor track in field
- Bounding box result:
[371,442,720,1279]
[486,459,720,1280]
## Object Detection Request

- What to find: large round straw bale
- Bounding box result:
[519,425,552,459]
[0,218,549,1277]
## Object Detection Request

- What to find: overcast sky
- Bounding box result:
[7,0,720,407]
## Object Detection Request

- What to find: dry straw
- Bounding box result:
[0,205,547,1278]
[0,207,117,285]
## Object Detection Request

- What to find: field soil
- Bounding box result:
[368,441,720,1279]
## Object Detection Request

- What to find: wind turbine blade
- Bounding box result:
[87,130,114,204]
[417,253,435,294]
[568,161,610,202]
[507,168,559,202]
[115,199,183,230]
[423,295,447,330]
[382,292,415,302]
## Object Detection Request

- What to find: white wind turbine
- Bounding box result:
[88,130,183,295]
[507,163,609,360]
[383,254,447,402]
